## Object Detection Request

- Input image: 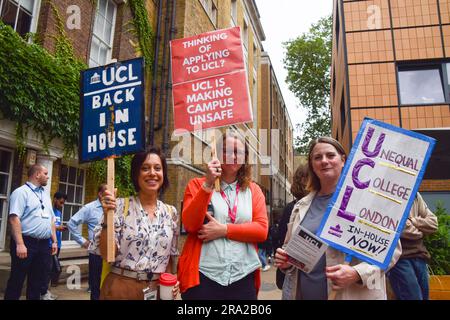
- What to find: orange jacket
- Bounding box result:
[178,177,268,294]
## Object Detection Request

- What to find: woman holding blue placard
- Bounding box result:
[90,147,180,300]
[274,137,402,300]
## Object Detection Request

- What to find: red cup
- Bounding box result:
[159,273,177,300]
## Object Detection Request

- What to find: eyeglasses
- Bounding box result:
[222,150,246,158]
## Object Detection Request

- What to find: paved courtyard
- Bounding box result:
[1,261,282,300]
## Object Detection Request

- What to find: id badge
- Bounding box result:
[40,209,50,219]
[143,287,157,300]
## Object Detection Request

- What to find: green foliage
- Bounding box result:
[0,21,85,157]
[284,16,332,154]
[88,155,136,198]
[424,202,450,275]
[128,0,154,73]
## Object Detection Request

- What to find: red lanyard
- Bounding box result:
[219,184,240,223]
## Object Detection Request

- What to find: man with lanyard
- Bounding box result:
[67,184,106,300]
[4,164,57,300]
[41,191,68,300]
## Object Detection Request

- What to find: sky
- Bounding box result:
[254,0,332,134]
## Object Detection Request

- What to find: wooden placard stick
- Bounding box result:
[328,256,352,300]
[106,157,115,262]
[210,131,221,192]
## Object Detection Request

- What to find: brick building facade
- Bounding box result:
[0,0,145,251]
[260,52,294,223]
[0,0,294,253]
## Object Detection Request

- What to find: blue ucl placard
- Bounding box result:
[79,58,145,163]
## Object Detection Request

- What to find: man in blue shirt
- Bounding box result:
[41,191,68,300]
[4,164,57,300]
[68,184,106,300]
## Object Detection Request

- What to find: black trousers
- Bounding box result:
[41,248,61,295]
[50,248,62,285]
[89,253,103,300]
[4,236,51,300]
[181,271,257,300]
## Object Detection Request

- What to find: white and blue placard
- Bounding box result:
[317,118,436,270]
[79,58,145,163]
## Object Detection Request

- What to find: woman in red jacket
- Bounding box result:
[178,133,268,300]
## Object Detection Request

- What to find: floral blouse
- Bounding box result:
[90,196,179,273]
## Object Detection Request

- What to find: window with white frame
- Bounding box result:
[89,0,117,67]
[58,165,85,241]
[242,19,248,49]
[243,46,248,71]
[0,0,38,37]
[242,20,249,70]
[230,0,237,26]
[199,0,217,26]
[252,76,258,128]
[0,147,13,250]
[253,42,258,70]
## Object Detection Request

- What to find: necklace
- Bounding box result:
[137,197,158,218]
[144,205,157,216]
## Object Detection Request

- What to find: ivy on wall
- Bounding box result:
[0,0,154,197]
[128,0,154,74]
[88,155,136,197]
[0,21,84,157]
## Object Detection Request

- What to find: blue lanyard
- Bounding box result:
[26,183,45,210]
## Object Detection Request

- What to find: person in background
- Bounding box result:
[265,227,274,264]
[67,184,106,300]
[258,231,271,272]
[40,192,68,300]
[4,164,57,300]
[388,192,438,300]
[274,137,402,300]
[178,132,268,300]
[269,220,279,264]
[275,164,308,290]
[91,147,179,300]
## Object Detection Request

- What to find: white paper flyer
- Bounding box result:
[285,225,328,273]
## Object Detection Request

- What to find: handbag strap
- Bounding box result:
[123,197,130,218]
[164,203,174,220]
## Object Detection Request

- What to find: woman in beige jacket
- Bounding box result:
[274,137,402,300]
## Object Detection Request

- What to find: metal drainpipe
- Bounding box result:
[149,0,163,146]
[269,66,273,218]
[155,0,172,145]
[285,159,287,210]
[162,0,176,155]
